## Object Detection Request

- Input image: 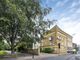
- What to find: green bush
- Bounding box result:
[43,48,53,53]
[0,51,8,56]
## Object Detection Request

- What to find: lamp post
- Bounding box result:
[32,27,41,60]
[32,33,35,60]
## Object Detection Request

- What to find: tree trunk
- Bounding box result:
[10,37,15,54]
[11,44,15,54]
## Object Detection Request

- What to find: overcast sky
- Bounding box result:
[41,0,80,45]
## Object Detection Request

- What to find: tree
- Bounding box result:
[0,36,4,50]
[0,0,27,54]
[0,0,52,54]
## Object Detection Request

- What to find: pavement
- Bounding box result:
[16,54,80,60]
[17,53,58,60]
[1,53,80,60]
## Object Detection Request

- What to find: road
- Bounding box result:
[1,54,80,60]
[35,54,80,60]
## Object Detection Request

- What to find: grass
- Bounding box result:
[0,50,17,58]
[0,51,8,56]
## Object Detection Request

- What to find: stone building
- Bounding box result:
[40,25,73,54]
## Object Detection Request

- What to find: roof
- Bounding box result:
[50,25,72,38]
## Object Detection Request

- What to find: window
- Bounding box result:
[50,42,54,45]
[49,36,54,41]
[57,36,62,40]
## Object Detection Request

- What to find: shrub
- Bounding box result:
[43,48,53,53]
[0,51,8,56]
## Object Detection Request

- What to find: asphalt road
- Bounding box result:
[36,54,80,60]
[1,54,80,60]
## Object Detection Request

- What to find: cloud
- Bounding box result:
[44,0,55,5]
[46,0,50,5]
[73,33,80,45]
[64,0,69,3]
[55,1,64,7]
[58,13,80,45]
[55,0,69,7]
[63,0,80,15]
[76,8,80,13]
[42,0,80,45]
[70,2,77,8]
[69,0,80,8]
[57,3,80,44]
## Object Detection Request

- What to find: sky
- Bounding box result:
[41,0,80,45]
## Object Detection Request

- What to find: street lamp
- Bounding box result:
[32,28,41,60]
[32,33,35,60]
[32,25,42,60]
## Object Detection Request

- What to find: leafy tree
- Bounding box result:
[0,36,4,50]
[0,0,52,54]
[0,36,9,50]
[0,0,26,53]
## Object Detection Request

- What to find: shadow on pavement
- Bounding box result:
[75,56,80,60]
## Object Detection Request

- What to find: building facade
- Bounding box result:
[40,25,73,54]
